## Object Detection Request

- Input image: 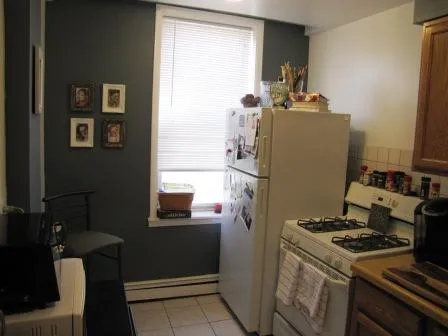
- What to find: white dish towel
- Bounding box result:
[275,250,302,306]
[294,263,329,333]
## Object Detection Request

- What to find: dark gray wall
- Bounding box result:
[5,0,43,212]
[414,0,448,24]
[45,0,309,281]
[262,21,309,83]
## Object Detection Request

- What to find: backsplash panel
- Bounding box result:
[347,146,447,197]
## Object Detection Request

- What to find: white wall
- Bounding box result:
[0,0,6,210]
[308,3,422,149]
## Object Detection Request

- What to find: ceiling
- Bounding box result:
[145,0,412,34]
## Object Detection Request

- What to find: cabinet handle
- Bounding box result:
[374,305,384,315]
[357,311,393,336]
[261,136,268,168]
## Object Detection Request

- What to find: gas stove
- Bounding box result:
[331,232,411,253]
[298,217,366,233]
[281,183,423,277]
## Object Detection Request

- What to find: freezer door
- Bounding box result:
[225,108,272,177]
[219,167,269,332]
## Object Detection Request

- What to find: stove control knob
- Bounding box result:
[335,259,343,269]
[324,255,333,263]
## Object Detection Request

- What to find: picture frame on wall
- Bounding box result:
[34,45,44,114]
[102,84,126,114]
[70,118,94,148]
[102,119,125,148]
[70,82,94,112]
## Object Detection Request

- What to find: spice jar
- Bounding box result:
[403,175,412,195]
[420,177,431,199]
[359,165,368,184]
[377,172,386,189]
[363,172,372,186]
[371,170,379,187]
[394,172,404,193]
[430,182,440,199]
[386,170,395,191]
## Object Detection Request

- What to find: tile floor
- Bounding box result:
[131,294,247,336]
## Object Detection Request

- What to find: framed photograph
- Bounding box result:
[102,119,125,148]
[70,118,94,148]
[71,82,94,112]
[102,84,126,113]
[34,45,44,114]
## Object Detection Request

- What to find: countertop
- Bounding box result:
[351,253,448,328]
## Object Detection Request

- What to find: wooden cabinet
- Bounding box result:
[352,310,394,336]
[414,0,448,24]
[428,321,448,336]
[350,279,424,336]
[413,16,448,174]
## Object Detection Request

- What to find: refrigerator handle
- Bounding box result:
[261,136,268,168]
[259,187,265,218]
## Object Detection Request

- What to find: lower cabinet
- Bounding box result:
[428,321,448,336]
[350,278,423,336]
[352,310,394,336]
[350,278,448,336]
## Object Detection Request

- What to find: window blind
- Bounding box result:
[158,18,256,172]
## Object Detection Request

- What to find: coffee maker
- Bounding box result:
[414,198,448,269]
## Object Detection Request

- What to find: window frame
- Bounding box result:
[149,5,264,224]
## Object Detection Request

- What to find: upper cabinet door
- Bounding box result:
[414,0,448,24]
[413,16,448,174]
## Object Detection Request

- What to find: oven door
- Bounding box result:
[275,240,353,336]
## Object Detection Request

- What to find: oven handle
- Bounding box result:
[280,241,351,283]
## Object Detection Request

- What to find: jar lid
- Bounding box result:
[432,182,441,187]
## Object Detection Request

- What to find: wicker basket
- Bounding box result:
[158,183,195,211]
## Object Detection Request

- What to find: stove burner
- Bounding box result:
[297,217,366,233]
[331,232,410,253]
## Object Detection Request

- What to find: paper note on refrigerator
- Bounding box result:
[245,114,258,148]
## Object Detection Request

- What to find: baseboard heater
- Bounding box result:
[125,273,219,302]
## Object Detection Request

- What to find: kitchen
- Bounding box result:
[1,0,448,335]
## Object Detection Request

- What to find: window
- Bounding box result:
[150,6,264,221]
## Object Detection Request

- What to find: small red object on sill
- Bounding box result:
[214,203,222,214]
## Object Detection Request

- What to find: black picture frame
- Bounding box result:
[102,119,125,148]
[70,82,94,112]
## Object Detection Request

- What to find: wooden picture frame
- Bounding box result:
[102,84,126,114]
[70,82,94,112]
[70,118,94,148]
[102,119,125,148]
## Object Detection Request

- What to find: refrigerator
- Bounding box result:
[219,108,351,335]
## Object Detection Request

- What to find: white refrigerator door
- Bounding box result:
[219,167,269,332]
[225,108,272,177]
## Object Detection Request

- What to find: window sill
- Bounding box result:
[147,211,221,227]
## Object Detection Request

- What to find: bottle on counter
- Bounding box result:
[430,182,440,199]
[359,165,368,184]
[403,175,412,195]
[420,177,432,199]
